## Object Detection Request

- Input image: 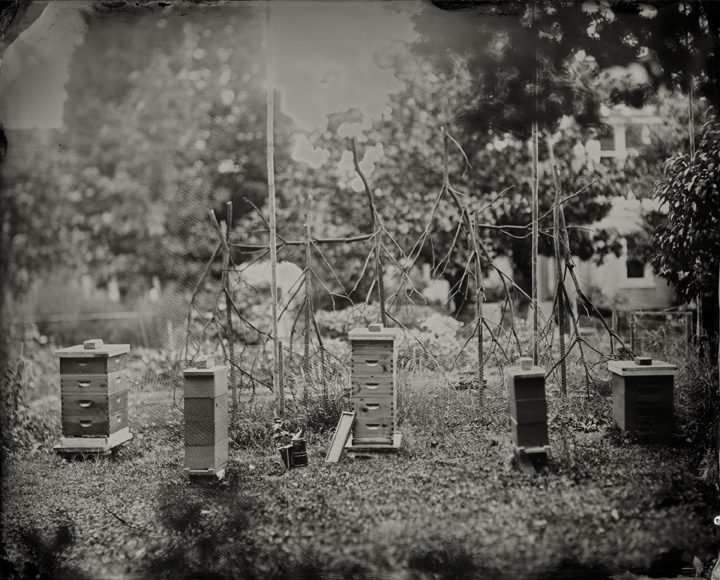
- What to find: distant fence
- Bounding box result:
[612,309,693,357]
[4,312,156,348]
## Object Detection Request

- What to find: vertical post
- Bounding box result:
[279,340,284,406]
[304,191,312,402]
[697,293,704,346]
[531,0,540,366]
[552,167,567,396]
[611,310,618,356]
[470,213,485,393]
[265,6,282,416]
[320,346,327,398]
[631,313,637,354]
[224,202,237,412]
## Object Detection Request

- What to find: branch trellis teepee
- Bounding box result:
[181,1,640,415]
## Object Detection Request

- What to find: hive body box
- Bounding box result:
[506,365,549,450]
[183,364,229,477]
[608,360,677,434]
[347,326,402,449]
[54,343,132,453]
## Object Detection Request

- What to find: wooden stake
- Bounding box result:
[265,5,282,416]
[531,0,540,366]
[304,191,312,404]
[224,202,237,412]
[553,183,567,396]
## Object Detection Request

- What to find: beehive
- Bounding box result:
[348,325,401,445]
[506,363,549,449]
[608,359,677,434]
[183,358,228,476]
[55,342,131,445]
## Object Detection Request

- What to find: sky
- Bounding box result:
[0,1,422,191]
[0,1,91,130]
[0,2,419,132]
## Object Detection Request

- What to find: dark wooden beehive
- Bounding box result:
[506,365,549,449]
[56,343,131,441]
[183,361,228,474]
[348,326,401,445]
[608,360,677,434]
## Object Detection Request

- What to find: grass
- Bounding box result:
[1,329,719,580]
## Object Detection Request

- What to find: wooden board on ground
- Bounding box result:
[325,412,356,463]
[345,433,402,459]
[54,427,132,451]
[185,467,226,480]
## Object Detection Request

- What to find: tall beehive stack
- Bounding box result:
[348,325,401,445]
[608,359,677,434]
[183,356,228,476]
[55,340,131,445]
[506,361,549,450]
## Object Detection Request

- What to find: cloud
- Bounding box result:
[269,1,418,134]
[0,2,91,129]
[291,134,331,168]
[337,119,372,138]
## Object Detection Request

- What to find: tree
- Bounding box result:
[413,1,720,128]
[653,117,720,343]
[1,4,294,298]
[268,50,629,315]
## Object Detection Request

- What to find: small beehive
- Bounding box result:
[183,356,228,477]
[608,359,677,434]
[55,341,131,448]
[348,325,401,446]
[506,361,549,450]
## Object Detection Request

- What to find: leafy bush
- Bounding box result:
[0,338,59,454]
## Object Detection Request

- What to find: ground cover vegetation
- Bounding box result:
[1,1,720,579]
[1,322,719,580]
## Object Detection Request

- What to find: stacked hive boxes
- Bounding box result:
[56,341,131,444]
[348,326,401,445]
[507,362,549,450]
[608,359,677,434]
[183,357,228,475]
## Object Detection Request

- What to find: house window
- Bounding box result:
[626,124,651,149]
[626,258,645,278]
[598,125,615,152]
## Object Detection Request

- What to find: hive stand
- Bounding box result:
[54,340,132,460]
[345,324,402,458]
[183,357,229,479]
[608,358,678,438]
[506,359,550,473]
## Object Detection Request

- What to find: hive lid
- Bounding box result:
[183,364,228,376]
[608,359,678,377]
[506,365,546,378]
[348,324,402,341]
[55,343,130,358]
